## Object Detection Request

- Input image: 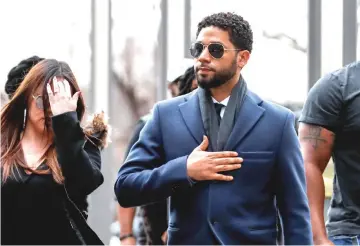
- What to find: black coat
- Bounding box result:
[1,111,105,245]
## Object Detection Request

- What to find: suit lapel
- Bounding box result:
[225,92,265,150]
[179,91,205,145]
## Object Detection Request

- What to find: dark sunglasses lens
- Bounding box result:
[36,97,44,110]
[208,44,224,58]
[190,43,204,58]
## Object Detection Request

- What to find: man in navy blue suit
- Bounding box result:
[115,12,312,245]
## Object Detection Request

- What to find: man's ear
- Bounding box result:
[237,50,250,69]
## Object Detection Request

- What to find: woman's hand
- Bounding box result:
[47,77,80,116]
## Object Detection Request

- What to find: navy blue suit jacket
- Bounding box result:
[115,89,312,245]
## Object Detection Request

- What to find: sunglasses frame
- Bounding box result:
[32,94,44,110]
[190,42,242,59]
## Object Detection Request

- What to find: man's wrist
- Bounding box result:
[186,155,197,186]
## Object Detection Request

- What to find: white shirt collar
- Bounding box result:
[211,96,230,106]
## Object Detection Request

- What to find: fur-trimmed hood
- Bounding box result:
[82,111,111,150]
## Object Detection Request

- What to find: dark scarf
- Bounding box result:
[197,76,248,151]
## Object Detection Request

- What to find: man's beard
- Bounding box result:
[196,58,237,90]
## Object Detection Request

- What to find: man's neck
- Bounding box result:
[210,73,240,102]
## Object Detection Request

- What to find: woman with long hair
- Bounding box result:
[1,58,110,245]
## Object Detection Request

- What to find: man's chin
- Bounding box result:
[198,80,222,89]
[198,81,211,89]
[198,77,213,87]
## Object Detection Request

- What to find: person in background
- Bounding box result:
[116,65,197,245]
[177,66,197,96]
[167,79,179,98]
[298,61,360,245]
[1,58,110,245]
[5,56,44,100]
[167,59,194,98]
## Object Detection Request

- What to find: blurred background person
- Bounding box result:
[5,55,44,100]
[167,58,193,97]
[167,78,180,98]
[1,59,110,245]
[177,66,197,96]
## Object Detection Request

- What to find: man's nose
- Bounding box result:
[197,46,211,63]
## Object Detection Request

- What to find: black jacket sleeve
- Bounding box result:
[51,111,104,196]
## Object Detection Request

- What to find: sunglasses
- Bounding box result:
[189,42,242,59]
[32,94,44,110]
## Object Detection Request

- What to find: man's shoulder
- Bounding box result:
[333,60,360,77]
[319,60,360,88]
[263,101,294,125]
[247,90,292,119]
[156,90,197,109]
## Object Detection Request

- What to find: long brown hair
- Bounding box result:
[1,59,86,184]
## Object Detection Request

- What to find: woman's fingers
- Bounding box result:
[46,83,53,96]
[58,80,66,96]
[52,77,60,94]
[63,79,72,98]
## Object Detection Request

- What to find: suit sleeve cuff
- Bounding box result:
[184,155,197,186]
[187,176,197,185]
[165,155,196,189]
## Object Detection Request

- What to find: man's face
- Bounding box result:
[194,26,240,89]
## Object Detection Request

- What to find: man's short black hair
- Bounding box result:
[196,12,253,53]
